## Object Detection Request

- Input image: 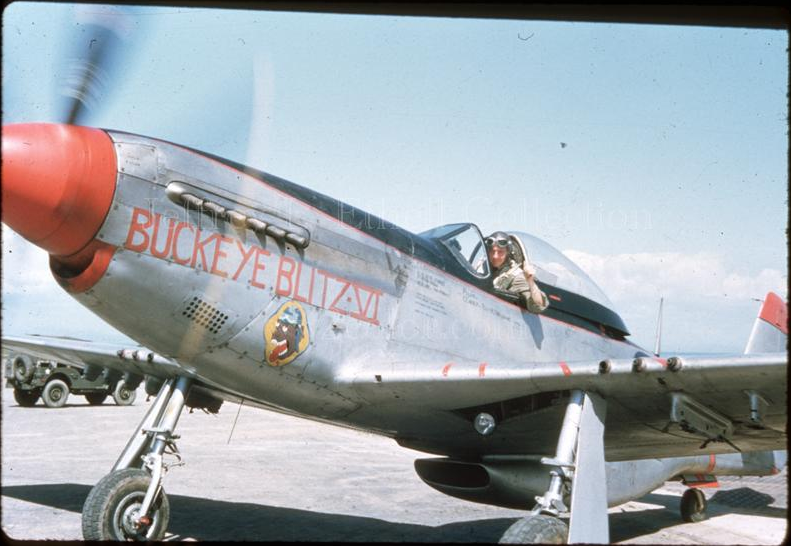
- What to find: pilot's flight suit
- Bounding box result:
[493,259,549,314]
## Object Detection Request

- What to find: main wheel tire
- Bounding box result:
[680,487,707,523]
[12,354,35,383]
[85,392,109,406]
[42,379,70,408]
[500,515,569,544]
[113,381,137,406]
[13,388,40,407]
[82,468,170,540]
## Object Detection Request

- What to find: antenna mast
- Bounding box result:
[653,297,664,357]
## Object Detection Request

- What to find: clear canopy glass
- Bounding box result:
[421,223,615,312]
[508,231,615,311]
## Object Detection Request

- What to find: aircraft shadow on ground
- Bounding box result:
[1,483,514,542]
[608,490,787,543]
[2,484,785,542]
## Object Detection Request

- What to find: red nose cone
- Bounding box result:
[1,123,117,256]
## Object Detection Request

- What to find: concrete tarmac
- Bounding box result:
[1,384,787,543]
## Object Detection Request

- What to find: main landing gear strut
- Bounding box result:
[82,376,192,540]
[500,390,609,544]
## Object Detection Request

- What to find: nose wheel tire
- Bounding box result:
[82,468,170,541]
[499,514,569,544]
[42,379,70,408]
[680,487,707,523]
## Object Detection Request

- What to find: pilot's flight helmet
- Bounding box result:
[485,231,512,253]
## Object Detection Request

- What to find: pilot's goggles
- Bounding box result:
[485,237,510,249]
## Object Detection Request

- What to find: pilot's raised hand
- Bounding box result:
[522,261,536,279]
[521,260,548,313]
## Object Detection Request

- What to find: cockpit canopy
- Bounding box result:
[506,230,616,312]
[419,223,624,333]
[420,223,491,278]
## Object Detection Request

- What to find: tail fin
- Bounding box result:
[744,292,787,354]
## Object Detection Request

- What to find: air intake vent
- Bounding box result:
[182,296,229,335]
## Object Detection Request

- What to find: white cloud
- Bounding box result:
[563,249,787,304]
[563,249,788,353]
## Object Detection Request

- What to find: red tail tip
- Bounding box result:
[759,292,788,335]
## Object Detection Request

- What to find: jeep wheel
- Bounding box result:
[14,388,40,407]
[85,392,109,406]
[12,354,35,383]
[144,376,165,397]
[42,379,70,408]
[113,381,137,406]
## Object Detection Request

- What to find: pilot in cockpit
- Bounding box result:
[485,231,549,314]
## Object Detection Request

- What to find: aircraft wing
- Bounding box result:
[342,292,787,460]
[341,351,786,460]
[2,334,187,380]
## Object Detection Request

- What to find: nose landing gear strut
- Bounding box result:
[82,376,192,541]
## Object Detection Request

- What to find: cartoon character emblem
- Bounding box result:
[264,301,310,366]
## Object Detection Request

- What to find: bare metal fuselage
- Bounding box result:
[62,131,636,444]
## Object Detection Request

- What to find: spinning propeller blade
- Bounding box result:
[59,5,134,125]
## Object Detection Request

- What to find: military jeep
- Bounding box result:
[4,353,137,408]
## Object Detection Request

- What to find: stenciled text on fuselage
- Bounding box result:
[123,207,381,325]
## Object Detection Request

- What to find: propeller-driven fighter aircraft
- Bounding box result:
[2,6,787,544]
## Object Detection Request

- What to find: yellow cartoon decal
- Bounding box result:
[264,301,310,366]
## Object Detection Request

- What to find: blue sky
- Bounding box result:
[2,3,788,353]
